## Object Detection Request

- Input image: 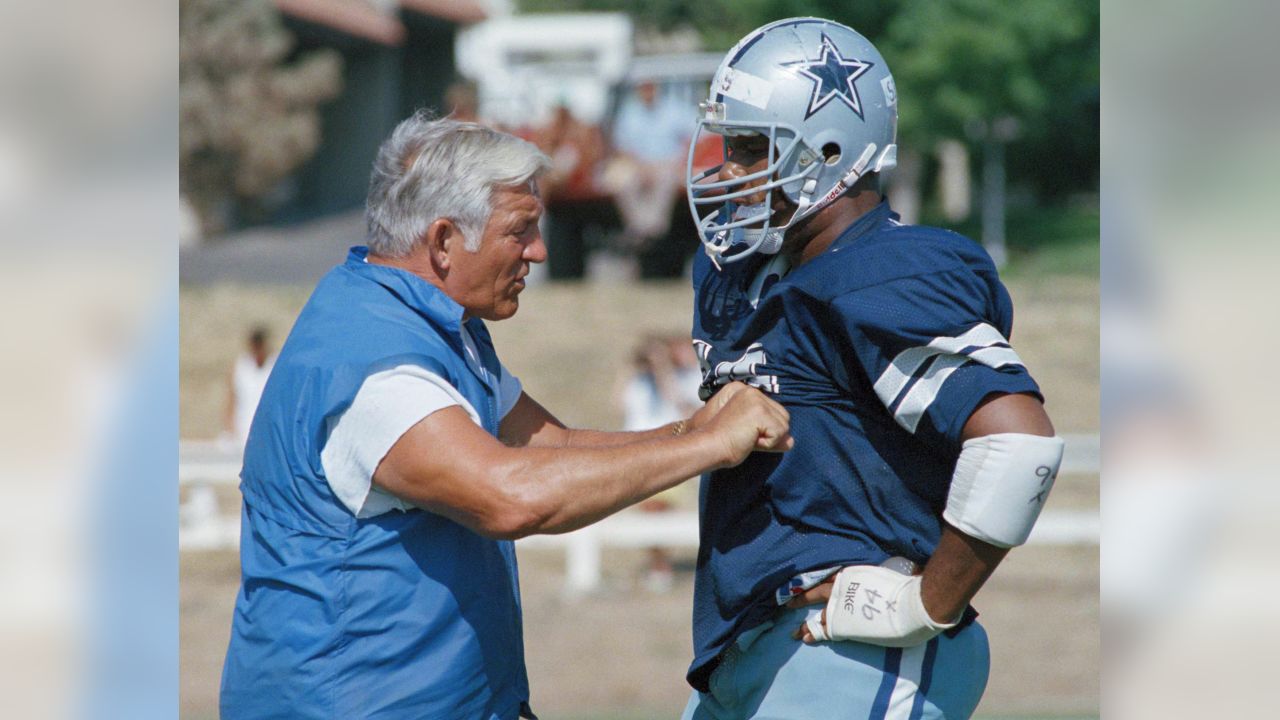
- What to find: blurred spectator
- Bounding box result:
[621,333,702,428]
[620,334,703,591]
[444,81,480,124]
[604,82,692,253]
[221,326,275,449]
[534,104,610,280]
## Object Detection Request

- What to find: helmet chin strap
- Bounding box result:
[787,143,880,230]
[739,223,786,256]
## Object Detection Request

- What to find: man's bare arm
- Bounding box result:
[378,383,790,539]
[498,383,747,449]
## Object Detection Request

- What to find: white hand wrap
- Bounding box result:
[944,433,1065,548]
[815,566,956,647]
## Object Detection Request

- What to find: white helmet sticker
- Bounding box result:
[881,76,897,107]
[720,67,774,110]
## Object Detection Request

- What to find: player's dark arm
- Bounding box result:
[498,384,745,449]
[918,392,1056,623]
[791,390,1065,646]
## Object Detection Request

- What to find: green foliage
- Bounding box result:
[180,0,344,234]
[883,0,1096,143]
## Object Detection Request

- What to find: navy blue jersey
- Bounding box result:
[686,200,1041,691]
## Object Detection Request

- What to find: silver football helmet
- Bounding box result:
[687,18,898,264]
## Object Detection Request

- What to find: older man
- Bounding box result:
[219,114,791,720]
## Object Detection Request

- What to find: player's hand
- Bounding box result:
[789,565,957,648]
[698,384,792,466]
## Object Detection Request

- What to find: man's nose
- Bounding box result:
[717,160,749,184]
[717,161,766,205]
[524,228,548,264]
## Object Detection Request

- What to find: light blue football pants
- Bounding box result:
[681,606,990,720]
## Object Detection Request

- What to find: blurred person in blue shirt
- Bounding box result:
[614,80,693,163]
[605,80,694,252]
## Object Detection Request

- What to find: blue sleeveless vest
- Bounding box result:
[220,247,530,719]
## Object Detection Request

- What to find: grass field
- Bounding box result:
[179,237,1099,718]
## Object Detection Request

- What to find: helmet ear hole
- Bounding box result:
[822,143,842,165]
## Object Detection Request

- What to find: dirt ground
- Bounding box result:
[180,275,1098,718]
[182,540,1097,720]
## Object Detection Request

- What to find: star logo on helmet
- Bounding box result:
[783,33,875,120]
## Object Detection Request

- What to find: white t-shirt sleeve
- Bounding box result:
[321,365,476,518]
[320,361,524,519]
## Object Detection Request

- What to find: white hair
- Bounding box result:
[365,112,550,256]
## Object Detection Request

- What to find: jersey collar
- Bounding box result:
[830,198,896,251]
[343,246,468,335]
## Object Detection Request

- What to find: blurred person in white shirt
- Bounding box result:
[222,326,275,448]
[621,333,704,591]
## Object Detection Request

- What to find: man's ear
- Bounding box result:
[424,218,458,271]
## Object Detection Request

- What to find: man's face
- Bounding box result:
[249,339,270,365]
[637,81,658,106]
[444,184,546,321]
[719,134,797,229]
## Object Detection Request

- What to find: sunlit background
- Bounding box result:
[175,3,1099,719]
[20,0,1280,718]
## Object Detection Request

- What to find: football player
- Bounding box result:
[681,18,1065,719]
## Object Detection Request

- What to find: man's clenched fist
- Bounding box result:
[695,382,792,466]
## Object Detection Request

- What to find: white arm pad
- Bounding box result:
[944,433,1066,548]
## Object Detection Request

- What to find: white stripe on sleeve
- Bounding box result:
[872,323,1009,408]
[967,345,1022,368]
[893,355,970,433]
[873,323,1025,433]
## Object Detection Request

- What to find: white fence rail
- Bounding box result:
[180,434,1100,591]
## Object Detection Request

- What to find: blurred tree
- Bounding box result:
[180,0,343,235]
[1001,3,1099,200]
[520,0,1098,208]
[882,0,1096,147]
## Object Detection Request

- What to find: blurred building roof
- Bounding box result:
[625,52,723,84]
[275,0,405,45]
[274,0,490,47]
[400,0,488,24]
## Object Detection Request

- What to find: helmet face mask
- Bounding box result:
[687,119,813,262]
[687,18,899,265]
